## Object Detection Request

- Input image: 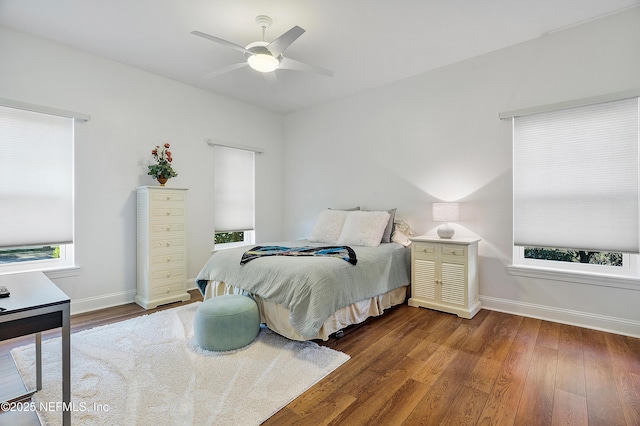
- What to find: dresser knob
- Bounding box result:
[167,273,171,278]
[166,242,171,246]
[166,196,170,200]
[166,257,171,262]
[166,227,171,231]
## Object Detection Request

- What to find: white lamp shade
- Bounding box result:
[432,203,459,222]
[433,202,459,238]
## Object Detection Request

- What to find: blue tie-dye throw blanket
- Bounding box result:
[240,245,357,265]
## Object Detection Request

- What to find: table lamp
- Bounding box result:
[432,202,459,238]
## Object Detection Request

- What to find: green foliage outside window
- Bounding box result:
[524,247,622,267]
[0,245,60,263]
[214,232,245,244]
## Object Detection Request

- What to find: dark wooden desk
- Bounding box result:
[0,272,71,425]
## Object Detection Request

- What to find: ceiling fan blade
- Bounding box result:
[278,57,334,77]
[202,63,248,79]
[266,26,305,57]
[191,30,252,55]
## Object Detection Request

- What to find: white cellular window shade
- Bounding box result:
[214,145,255,233]
[0,105,74,248]
[513,97,639,253]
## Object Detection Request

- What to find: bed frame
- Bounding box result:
[201,280,408,341]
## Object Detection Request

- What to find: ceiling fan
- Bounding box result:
[191,15,334,80]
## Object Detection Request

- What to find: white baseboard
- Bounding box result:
[187,278,199,291]
[480,295,640,339]
[70,280,201,316]
[70,290,137,315]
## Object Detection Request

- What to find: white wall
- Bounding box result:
[2,8,640,336]
[283,9,640,336]
[0,26,285,313]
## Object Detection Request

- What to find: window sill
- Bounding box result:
[507,265,640,290]
[0,265,80,279]
[212,242,255,253]
[44,266,81,279]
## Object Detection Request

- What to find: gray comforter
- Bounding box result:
[195,240,410,339]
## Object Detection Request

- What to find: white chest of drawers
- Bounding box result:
[136,186,191,309]
[408,236,481,319]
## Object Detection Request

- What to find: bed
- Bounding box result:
[196,208,412,341]
[195,239,410,341]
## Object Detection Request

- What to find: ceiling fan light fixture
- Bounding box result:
[193,14,334,79]
[248,54,279,73]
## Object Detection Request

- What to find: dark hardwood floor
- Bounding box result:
[1,290,639,425]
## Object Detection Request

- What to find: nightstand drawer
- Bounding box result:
[440,245,466,257]
[412,243,436,260]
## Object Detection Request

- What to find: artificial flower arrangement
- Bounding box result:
[147,143,178,185]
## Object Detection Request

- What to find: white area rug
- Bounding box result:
[11,303,349,425]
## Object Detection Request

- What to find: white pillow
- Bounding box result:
[337,210,391,247]
[308,209,349,243]
[392,219,413,247]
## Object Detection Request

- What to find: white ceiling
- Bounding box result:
[1,0,638,114]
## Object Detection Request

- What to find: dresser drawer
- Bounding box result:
[151,207,184,219]
[151,282,186,297]
[151,268,184,282]
[150,255,184,272]
[151,191,185,203]
[151,237,185,249]
[151,223,185,233]
[151,252,184,265]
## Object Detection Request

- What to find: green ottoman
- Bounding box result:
[194,295,260,351]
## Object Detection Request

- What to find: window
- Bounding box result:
[0,245,61,264]
[513,246,637,283]
[0,100,87,273]
[213,145,256,248]
[214,231,245,244]
[506,93,640,280]
[523,248,622,267]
